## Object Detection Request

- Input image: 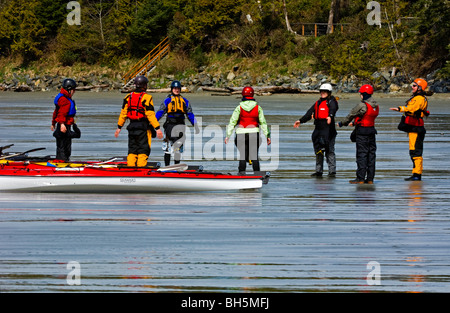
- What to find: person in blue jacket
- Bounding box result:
[156,81,199,166]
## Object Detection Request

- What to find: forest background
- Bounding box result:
[0,0,449,89]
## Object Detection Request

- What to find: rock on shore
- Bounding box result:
[1,69,448,94]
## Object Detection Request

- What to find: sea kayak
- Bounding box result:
[0,161,269,193]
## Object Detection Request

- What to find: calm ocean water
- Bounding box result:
[0,91,449,293]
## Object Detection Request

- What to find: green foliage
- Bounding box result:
[56,0,141,66]
[307,0,450,78]
[0,0,46,64]
[0,0,447,78]
[35,0,67,39]
[181,0,246,45]
[127,0,176,57]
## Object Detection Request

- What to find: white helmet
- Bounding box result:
[319,83,332,92]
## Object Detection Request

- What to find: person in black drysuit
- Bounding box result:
[293,83,339,177]
[338,84,379,184]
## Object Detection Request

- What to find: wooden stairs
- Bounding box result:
[122,37,170,89]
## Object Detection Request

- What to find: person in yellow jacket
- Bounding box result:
[390,78,430,181]
[114,76,163,166]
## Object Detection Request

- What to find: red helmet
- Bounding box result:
[242,86,254,97]
[359,84,374,95]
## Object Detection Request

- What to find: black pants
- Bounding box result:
[355,133,377,181]
[128,130,151,156]
[53,123,80,161]
[56,136,72,161]
[312,126,336,174]
[163,122,186,165]
[235,132,261,172]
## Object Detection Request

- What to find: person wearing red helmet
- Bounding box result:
[225,86,271,174]
[390,78,431,181]
[338,84,379,184]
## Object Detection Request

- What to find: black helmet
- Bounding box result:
[134,75,148,89]
[62,78,77,91]
[170,80,182,89]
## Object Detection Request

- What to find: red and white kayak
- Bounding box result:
[0,161,269,193]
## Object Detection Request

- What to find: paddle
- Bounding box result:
[0,144,14,155]
[157,163,189,172]
[0,147,46,160]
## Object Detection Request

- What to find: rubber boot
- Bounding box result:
[405,173,421,181]
[127,154,138,167]
[251,160,260,172]
[238,160,246,175]
[164,153,171,166]
[137,154,148,167]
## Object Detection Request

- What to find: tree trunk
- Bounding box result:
[282,0,295,34]
[327,0,340,34]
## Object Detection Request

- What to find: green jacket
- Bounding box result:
[226,100,270,138]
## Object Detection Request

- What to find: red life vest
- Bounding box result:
[405,115,423,127]
[314,99,329,119]
[239,104,259,128]
[404,95,428,127]
[354,102,379,127]
[127,92,146,120]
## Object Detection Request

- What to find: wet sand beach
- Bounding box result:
[0,91,449,293]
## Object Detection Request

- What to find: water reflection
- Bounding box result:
[406,181,425,223]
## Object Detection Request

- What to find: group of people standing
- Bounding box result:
[51,75,430,183]
[293,79,430,183]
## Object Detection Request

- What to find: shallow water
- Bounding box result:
[0,91,449,293]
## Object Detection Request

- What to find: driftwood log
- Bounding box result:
[121,87,190,93]
[120,86,319,94]
[76,84,110,91]
[203,86,319,95]
[13,84,33,92]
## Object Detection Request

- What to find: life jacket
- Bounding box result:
[127,92,146,120]
[314,99,329,120]
[54,93,76,117]
[238,104,259,128]
[404,95,428,127]
[167,95,187,114]
[354,102,379,127]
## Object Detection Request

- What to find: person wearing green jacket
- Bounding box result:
[225,86,271,174]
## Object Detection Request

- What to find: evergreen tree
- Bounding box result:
[0,0,46,64]
[127,0,177,57]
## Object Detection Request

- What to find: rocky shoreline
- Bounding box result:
[1,69,448,94]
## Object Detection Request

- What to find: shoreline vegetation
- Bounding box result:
[1,56,448,95]
[0,0,448,95]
